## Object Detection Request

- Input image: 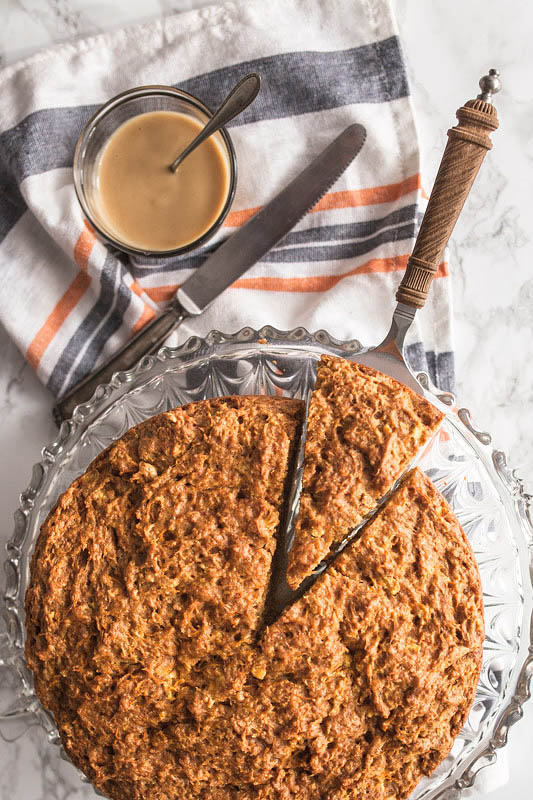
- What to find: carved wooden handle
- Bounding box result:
[396,71,501,309]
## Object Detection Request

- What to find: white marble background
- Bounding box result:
[0,0,532,798]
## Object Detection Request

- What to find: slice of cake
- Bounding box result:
[286,355,444,589]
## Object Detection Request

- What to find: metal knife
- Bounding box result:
[54,123,367,424]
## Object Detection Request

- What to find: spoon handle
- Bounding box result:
[170,73,260,172]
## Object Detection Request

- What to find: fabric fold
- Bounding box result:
[0,0,454,397]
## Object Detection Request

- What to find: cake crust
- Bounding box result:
[286,355,444,589]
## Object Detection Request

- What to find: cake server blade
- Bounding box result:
[54,123,367,424]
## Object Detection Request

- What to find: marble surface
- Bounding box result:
[1,0,532,798]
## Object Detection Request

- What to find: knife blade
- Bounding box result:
[177,123,367,315]
[53,123,366,424]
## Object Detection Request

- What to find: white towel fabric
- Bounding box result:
[0,0,455,399]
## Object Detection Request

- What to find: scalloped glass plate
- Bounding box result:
[1,326,532,800]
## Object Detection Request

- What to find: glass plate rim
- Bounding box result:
[1,324,532,800]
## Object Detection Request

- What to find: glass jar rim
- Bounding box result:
[73,85,238,258]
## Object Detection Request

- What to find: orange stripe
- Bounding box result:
[27,225,95,370]
[130,279,156,333]
[225,205,262,228]
[233,257,448,292]
[312,173,421,214]
[144,285,180,303]
[233,255,409,293]
[130,280,146,299]
[132,305,156,334]
[142,259,448,302]
[73,222,96,271]
[224,173,422,228]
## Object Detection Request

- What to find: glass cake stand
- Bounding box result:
[1,326,532,800]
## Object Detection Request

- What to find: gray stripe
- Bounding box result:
[48,252,127,395]
[63,268,133,394]
[278,204,417,246]
[405,342,427,372]
[260,222,415,263]
[0,182,26,243]
[0,106,95,241]
[0,36,407,244]
[178,36,407,126]
[433,351,455,393]
[130,220,416,280]
[406,343,455,392]
[130,208,418,278]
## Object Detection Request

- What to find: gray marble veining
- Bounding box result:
[0,1,532,798]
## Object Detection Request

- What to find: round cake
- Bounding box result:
[25,368,484,800]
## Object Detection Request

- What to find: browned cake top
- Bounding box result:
[25,396,302,784]
[286,355,444,589]
[26,416,483,800]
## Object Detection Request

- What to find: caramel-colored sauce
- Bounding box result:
[96,111,230,252]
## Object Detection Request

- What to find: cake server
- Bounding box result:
[276,70,502,597]
[352,69,501,393]
[54,123,367,423]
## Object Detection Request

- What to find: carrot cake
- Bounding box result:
[25,386,482,800]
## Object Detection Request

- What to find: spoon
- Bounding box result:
[169,73,260,172]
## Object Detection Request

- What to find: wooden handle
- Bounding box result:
[396,77,500,309]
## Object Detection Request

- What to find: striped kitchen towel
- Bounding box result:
[0,0,455,399]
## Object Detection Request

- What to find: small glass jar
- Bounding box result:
[73,85,237,258]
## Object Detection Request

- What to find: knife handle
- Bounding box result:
[53,304,187,425]
[396,69,501,309]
